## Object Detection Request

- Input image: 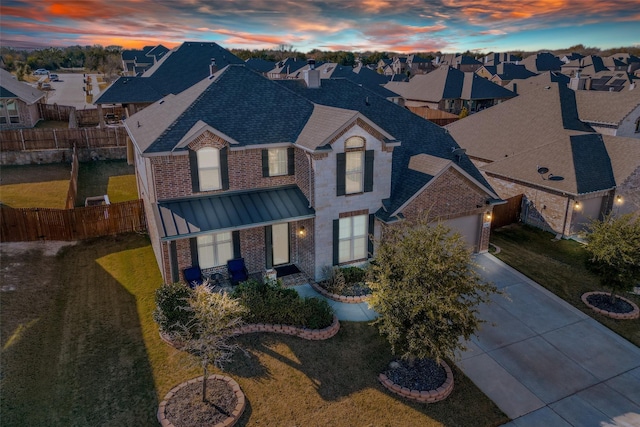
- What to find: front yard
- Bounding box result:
[491,224,640,347]
[0,234,507,426]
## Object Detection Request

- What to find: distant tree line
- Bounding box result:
[1,45,123,80]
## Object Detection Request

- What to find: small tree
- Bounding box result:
[368,218,497,363]
[585,213,640,302]
[167,286,247,402]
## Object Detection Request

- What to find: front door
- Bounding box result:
[271,223,290,266]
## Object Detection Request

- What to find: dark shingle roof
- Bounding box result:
[94,76,164,104]
[558,84,594,132]
[494,63,537,80]
[145,65,314,153]
[328,65,398,98]
[245,58,276,73]
[0,86,17,98]
[571,134,616,193]
[277,78,494,218]
[97,42,244,104]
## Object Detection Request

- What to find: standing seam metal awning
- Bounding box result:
[153,185,315,240]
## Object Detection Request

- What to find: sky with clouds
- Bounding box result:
[1,0,639,53]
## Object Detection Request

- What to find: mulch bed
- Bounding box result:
[320,282,372,297]
[586,293,634,314]
[383,358,446,391]
[164,378,237,427]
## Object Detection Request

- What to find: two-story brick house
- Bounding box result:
[126,64,499,284]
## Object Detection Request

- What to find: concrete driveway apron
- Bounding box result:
[458,253,640,426]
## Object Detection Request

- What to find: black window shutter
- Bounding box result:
[368,214,375,258]
[332,219,340,265]
[190,238,199,266]
[232,231,241,259]
[261,149,270,177]
[220,147,229,190]
[287,147,295,175]
[189,150,200,193]
[265,225,273,269]
[364,150,374,193]
[336,153,346,196]
[169,241,179,283]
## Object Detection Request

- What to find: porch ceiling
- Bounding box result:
[154,185,315,240]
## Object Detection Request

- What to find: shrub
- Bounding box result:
[320,266,346,294]
[341,266,366,284]
[232,279,333,329]
[153,282,195,334]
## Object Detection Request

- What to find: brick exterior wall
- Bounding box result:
[0,99,42,130]
[400,168,491,251]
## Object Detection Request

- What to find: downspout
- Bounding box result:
[562,195,571,237]
[306,152,313,208]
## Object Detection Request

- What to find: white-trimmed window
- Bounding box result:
[6,100,19,124]
[344,136,365,194]
[197,147,221,191]
[268,148,288,176]
[338,215,367,263]
[197,231,233,269]
[0,101,6,124]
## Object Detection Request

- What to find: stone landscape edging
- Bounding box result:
[160,315,340,346]
[157,374,245,427]
[378,360,455,403]
[310,282,371,303]
[581,291,640,320]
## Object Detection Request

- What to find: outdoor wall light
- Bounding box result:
[298,226,306,237]
[485,212,492,221]
[574,201,581,209]
[616,195,623,205]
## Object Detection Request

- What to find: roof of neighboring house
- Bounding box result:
[384,66,516,102]
[277,77,496,219]
[97,41,244,104]
[269,58,307,75]
[562,55,608,73]
[0,68,45,103]
[155,185,315,239]
[446,82,624,196]
[490,63,538,81]
[145,45,170,60]
[606,53,640,65]
[574,85,640,126]
[316,64,398,98]
[480,52,520,66]
[244,58,276,73]
[521,52,564,73]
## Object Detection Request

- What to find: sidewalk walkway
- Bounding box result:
[292,284,377,321]
[461,253,640,426]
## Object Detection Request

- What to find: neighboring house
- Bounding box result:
[606,53,640,74]
[559,52,585,63]
[479,52,520,66]
[267,58,306,79]
[121,44,169,76]
[244,58,276,75]
[125,64,499,285]
[0,68,45,129]
[475,63,537,86]
[384,65,517,115]
[521,52,564,73]
[568,70,638,92]
[574,84,640,138]
[433,54,482,72]
[561,55,608,76]
[447,81,640,236]
[391,56,408,75]
[406,54,436,75]
[95,42,244,119]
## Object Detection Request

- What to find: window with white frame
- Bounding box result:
[197,147,221,191]
[345,136,364,194]
[338,214,367,263]
[0,101,6,124]
[6,100,19,124]
[197,231,233,269]
[268,148,288,176]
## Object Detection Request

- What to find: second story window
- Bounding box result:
[337,136,374,196]
[197,147,221,191]
[262,147,295,177]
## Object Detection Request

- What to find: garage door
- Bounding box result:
[442,215,481,252]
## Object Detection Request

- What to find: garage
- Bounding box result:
[441,214,482,252]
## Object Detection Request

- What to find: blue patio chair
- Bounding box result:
[227,258,248,286]
[183,265,203,288]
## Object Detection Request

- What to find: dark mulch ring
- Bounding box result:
[587,293,634,314]
[383,358,446,391]
[320,282,372,297]
[164,378,237,427]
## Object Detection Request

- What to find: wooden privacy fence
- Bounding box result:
[65,146,80,209]
[38,103,76,122]
[0,200,146,242]
[0,127,128,151]
[491,194,524,229]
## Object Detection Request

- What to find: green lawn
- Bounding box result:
[0,234,507,427]
[0,164,70,209]
[491,224,640,346]
[76,160,137,206]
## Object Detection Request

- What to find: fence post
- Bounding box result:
[53,129,58,149]
[20,129,25,150]
[84,128,90,148]
[115,128,119,146]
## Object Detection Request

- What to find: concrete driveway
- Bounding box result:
[45,73,104,109]
[460,253,640,426]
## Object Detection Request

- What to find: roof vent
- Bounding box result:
[209,58,218,76]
